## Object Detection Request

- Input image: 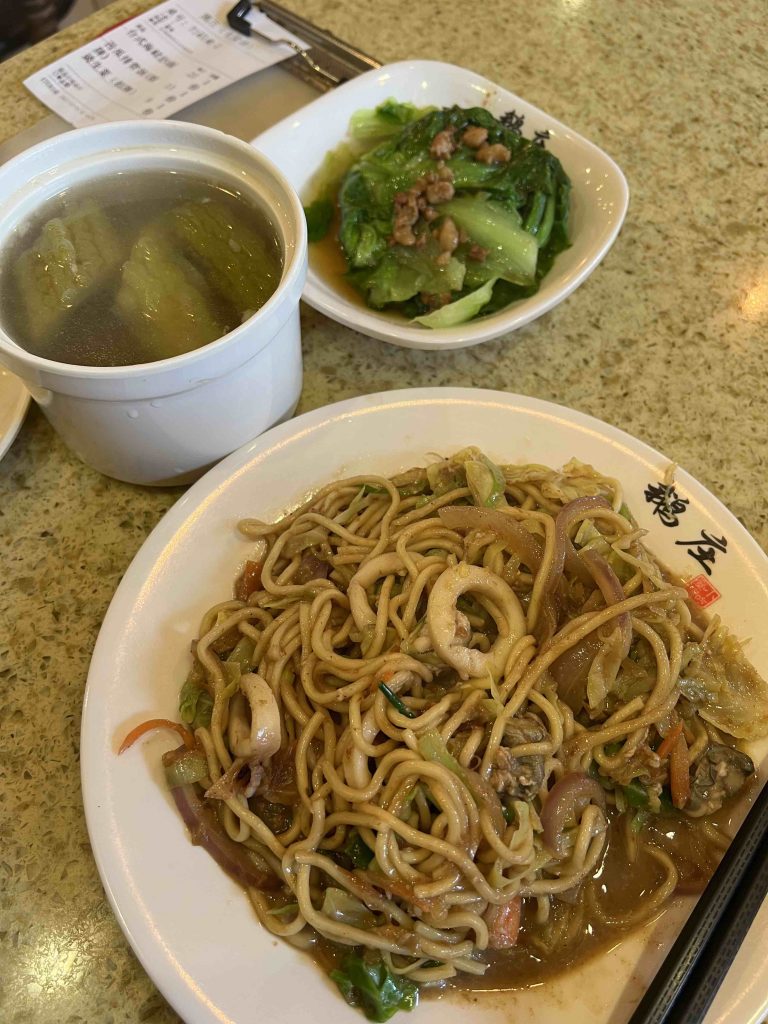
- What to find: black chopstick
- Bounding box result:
[628,775,768,1024]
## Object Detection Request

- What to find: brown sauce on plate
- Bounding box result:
[288,789,752,996]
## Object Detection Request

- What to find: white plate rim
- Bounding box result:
[81,387,768,1024]
[0,367,29,461]
[252,59,630,351]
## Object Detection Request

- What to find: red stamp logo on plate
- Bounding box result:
[685,574,721,608]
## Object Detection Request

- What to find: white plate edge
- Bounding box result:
[0,369,30,461]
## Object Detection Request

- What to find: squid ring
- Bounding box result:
[427,563,525,680]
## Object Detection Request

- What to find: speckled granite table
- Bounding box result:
[0,2,766,1022]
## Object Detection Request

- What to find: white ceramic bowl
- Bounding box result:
[0,121,307,485]
[254,60,629,351]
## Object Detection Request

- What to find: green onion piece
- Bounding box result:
[623,780,649,809]
[379,682,416,719]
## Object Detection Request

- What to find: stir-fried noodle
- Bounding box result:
[148,451,768,1010]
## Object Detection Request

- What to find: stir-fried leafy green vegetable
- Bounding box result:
[307,101,570,327]
[303,98,432,242]
[330,952,419,1022]
[353,239,465,308]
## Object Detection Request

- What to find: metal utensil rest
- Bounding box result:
[227,0,380,91]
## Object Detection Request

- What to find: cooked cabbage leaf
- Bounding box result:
[179,673,213,730]
[680,622,768,739]
[116,228,228,360]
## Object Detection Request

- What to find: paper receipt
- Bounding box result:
[24,0,307,128]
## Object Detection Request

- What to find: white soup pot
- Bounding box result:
[0,120,307,485]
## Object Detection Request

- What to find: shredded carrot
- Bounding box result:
[118,718,195,755]
[657,720,683,759]
[379,670,395,683]
[669,732,691,809]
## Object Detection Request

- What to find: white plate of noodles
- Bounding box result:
[82,387,768,1024]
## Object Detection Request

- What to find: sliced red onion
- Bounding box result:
[550,633,605,712]
[261,743,299,805]
[580,547,632,660]
[540,772,606,857]
[465,766,507,837]
[558,497,611,586]
[549,543,631,711]
[294,554,331,584]
[438,505,544,572]
[170,776,279,891]
[536,496,611,644]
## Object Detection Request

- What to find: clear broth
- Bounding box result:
[1,169,282,367]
